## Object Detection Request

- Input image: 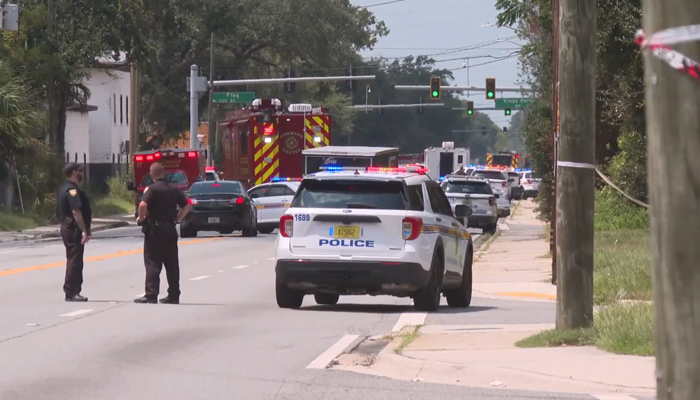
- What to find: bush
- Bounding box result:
[106,175,132,203]
[594,229,651,305]
[595,187,648,231]
[606,130,647,203]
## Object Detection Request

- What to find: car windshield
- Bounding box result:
[205,172,218,181]
[475,171,506,181]
[188,181,244,195]
[441,181,493,195]
[141,172,188,186]
[491,155,512,166]
[292,179,407,210]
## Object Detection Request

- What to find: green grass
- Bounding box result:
[594,229,651,305]
[0,211,42,231]
[92,197,132,218]
[516,302,653,356]
[394,325,422,354]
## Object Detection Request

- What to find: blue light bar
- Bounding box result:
[439,176,446,181]
[319,166,363,171]
[271,177,302,182]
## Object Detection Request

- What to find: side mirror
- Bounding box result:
[126,181,136,191]
[455,205,472,218]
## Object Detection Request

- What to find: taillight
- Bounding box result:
[402,217,423,240]
[187,198,198,205]
[231,197,244,204]
[280,215,293,237]
[134,155,144,162]
[501,181,507,187]
[489,197,496,206]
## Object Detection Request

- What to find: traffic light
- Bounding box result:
[285,68,296,93]
[466,101,474,115]
[502,126,508,135]
[486,78,496,100]
[430,77,441,100]
[504,108,511,116]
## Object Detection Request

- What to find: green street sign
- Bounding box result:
[495,98,533,108]
[212,92,256,104]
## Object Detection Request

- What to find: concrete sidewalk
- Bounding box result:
[332,200,656,397]
[0,214,133,242]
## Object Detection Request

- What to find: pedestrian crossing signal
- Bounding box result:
[430,77,441,100]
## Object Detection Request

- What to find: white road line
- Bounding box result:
[233,265,249,269]
[306,334,359,369]
[59,309,93,317]
[590,395,637,400]
[252,261,259,264]
[190,275,210,281]
[0,250,15,254]
[392,312,428,332]
[266,257,275,260]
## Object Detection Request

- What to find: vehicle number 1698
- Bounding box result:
[294,214,310,221]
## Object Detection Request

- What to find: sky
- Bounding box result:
[352,0,526,129]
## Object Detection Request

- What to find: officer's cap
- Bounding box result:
[64,162,83,177]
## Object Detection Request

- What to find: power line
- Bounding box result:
[361,0,406,8]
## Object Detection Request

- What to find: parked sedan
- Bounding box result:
[180,181,257,238]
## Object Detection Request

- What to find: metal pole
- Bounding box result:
[129,61,137,158]
[350,103,445,109]
[207,34,215,166]
[212,75,376,87]
[190,65,199,149]
[394,85,534,93]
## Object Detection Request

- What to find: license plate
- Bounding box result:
[333,225,359,239]
[473,209,486,214]
[208,217,220,223]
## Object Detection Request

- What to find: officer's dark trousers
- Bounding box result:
[143,224,180,299]
[61,225,85,297]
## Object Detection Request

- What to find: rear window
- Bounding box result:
[441,181,493,195]
[189,182,244,195]
[475,171,506,180]
[205,172,218,181]
[491,155,512,166]
[292,180,408,210]
[141,172,188,186]
[508,172,519,177]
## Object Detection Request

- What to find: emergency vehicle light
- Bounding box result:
[271,177,302,182]
[263,124,274,135]
[366,166,428,174]
[146,155,154,161]
[154,152,161,158]
[319,166,357,171]
[314,136,322,143]
[264,137,272,143]
[205,167,215,172]
[134,155,144,162]
[187,152,197,158]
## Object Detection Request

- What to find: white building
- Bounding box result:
[64,53,131,191]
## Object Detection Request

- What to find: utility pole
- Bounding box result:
[207,33,215,167]
[190,65,199,149]
[129,61,138,158]
[642,2,700,399]
[551,0,560,285]
[47,0,56,152]
[555,0,596,330]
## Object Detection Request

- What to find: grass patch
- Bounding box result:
[509,201,521,218]
[594,229,651,305]
[394,325,422,354]
[544,223,550,243]
[92,197,132,218]
[0,211,42,231]
[516,302,653,356]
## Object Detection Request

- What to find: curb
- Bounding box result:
[0,221,130,242]
[473,228,500,252]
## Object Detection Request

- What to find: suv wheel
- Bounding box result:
[414,251,442,312]
[314,293,339,305]
[483,222,497,235]
[242,212,258,237]
[258,227,275,234]
[446,247,473,308]
[276,282,304,309]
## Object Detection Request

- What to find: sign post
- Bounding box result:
[495,98,534,109]
[212,92,256,104]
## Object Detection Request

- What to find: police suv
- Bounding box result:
[248,178,301,234]
[441,175,498,234]
[274,166,474,312]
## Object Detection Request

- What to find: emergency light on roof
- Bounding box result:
[271,177,302,182]
[134,155,143,162]
[366,166,428,174]
[205,166,215,172]
[188,151,197,158]
[263,123,274,135]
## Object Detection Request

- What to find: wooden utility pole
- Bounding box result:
[554,0,596,330]
[551,0,560,285]
[129,61,138,157]
[207,33,216,167]
[47,0,57,152]
[641,2,700,399]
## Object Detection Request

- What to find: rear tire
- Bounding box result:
[446,247,473,308]
[483,222,497,235]
[258,227,275,234]
[413,251,442,312]
[276,283,304,309]
[314,293,339,305]
[242,212,258,237]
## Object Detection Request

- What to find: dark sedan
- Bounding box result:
[180,181,258,238]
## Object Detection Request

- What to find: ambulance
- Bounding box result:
[423,142,471,181]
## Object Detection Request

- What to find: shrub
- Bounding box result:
[595,187,648,231]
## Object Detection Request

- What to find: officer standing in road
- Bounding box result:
[454,165,467,175]
[57,162,92,302]
[134,162,191,304]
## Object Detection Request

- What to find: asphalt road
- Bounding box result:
[0,226,627,400]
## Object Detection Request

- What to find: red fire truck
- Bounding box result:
[218,98,332,187]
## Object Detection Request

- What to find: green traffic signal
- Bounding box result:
[432,91,439,97]
[467,110,473,115]
[487,92,494,98]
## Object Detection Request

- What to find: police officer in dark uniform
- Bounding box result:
[57,162,92,302]
[134,162,191,304]
[454,165,467,175]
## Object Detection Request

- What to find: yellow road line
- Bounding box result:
[0,238,221,277]
[497,292,557,300]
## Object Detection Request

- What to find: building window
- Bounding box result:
[113,94,116,124]
[120,95,123,125]
[126,96,129,125]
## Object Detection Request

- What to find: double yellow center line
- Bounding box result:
[0,238,221,277]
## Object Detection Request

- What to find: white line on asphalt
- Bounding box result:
[190,275,210,281]
[0,250,15,254]
[252,261,259,264]
[306,334,360,369]
[590,395,637,400]
[392,312,428,332]
[266,257,275,260]
[59,309,93,317]
[233,265,249,269]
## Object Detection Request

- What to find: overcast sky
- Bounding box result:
[352,0,525,128]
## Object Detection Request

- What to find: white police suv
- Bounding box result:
[248,178,301,234]
[441,175,498,234]
[274,166,474,312]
